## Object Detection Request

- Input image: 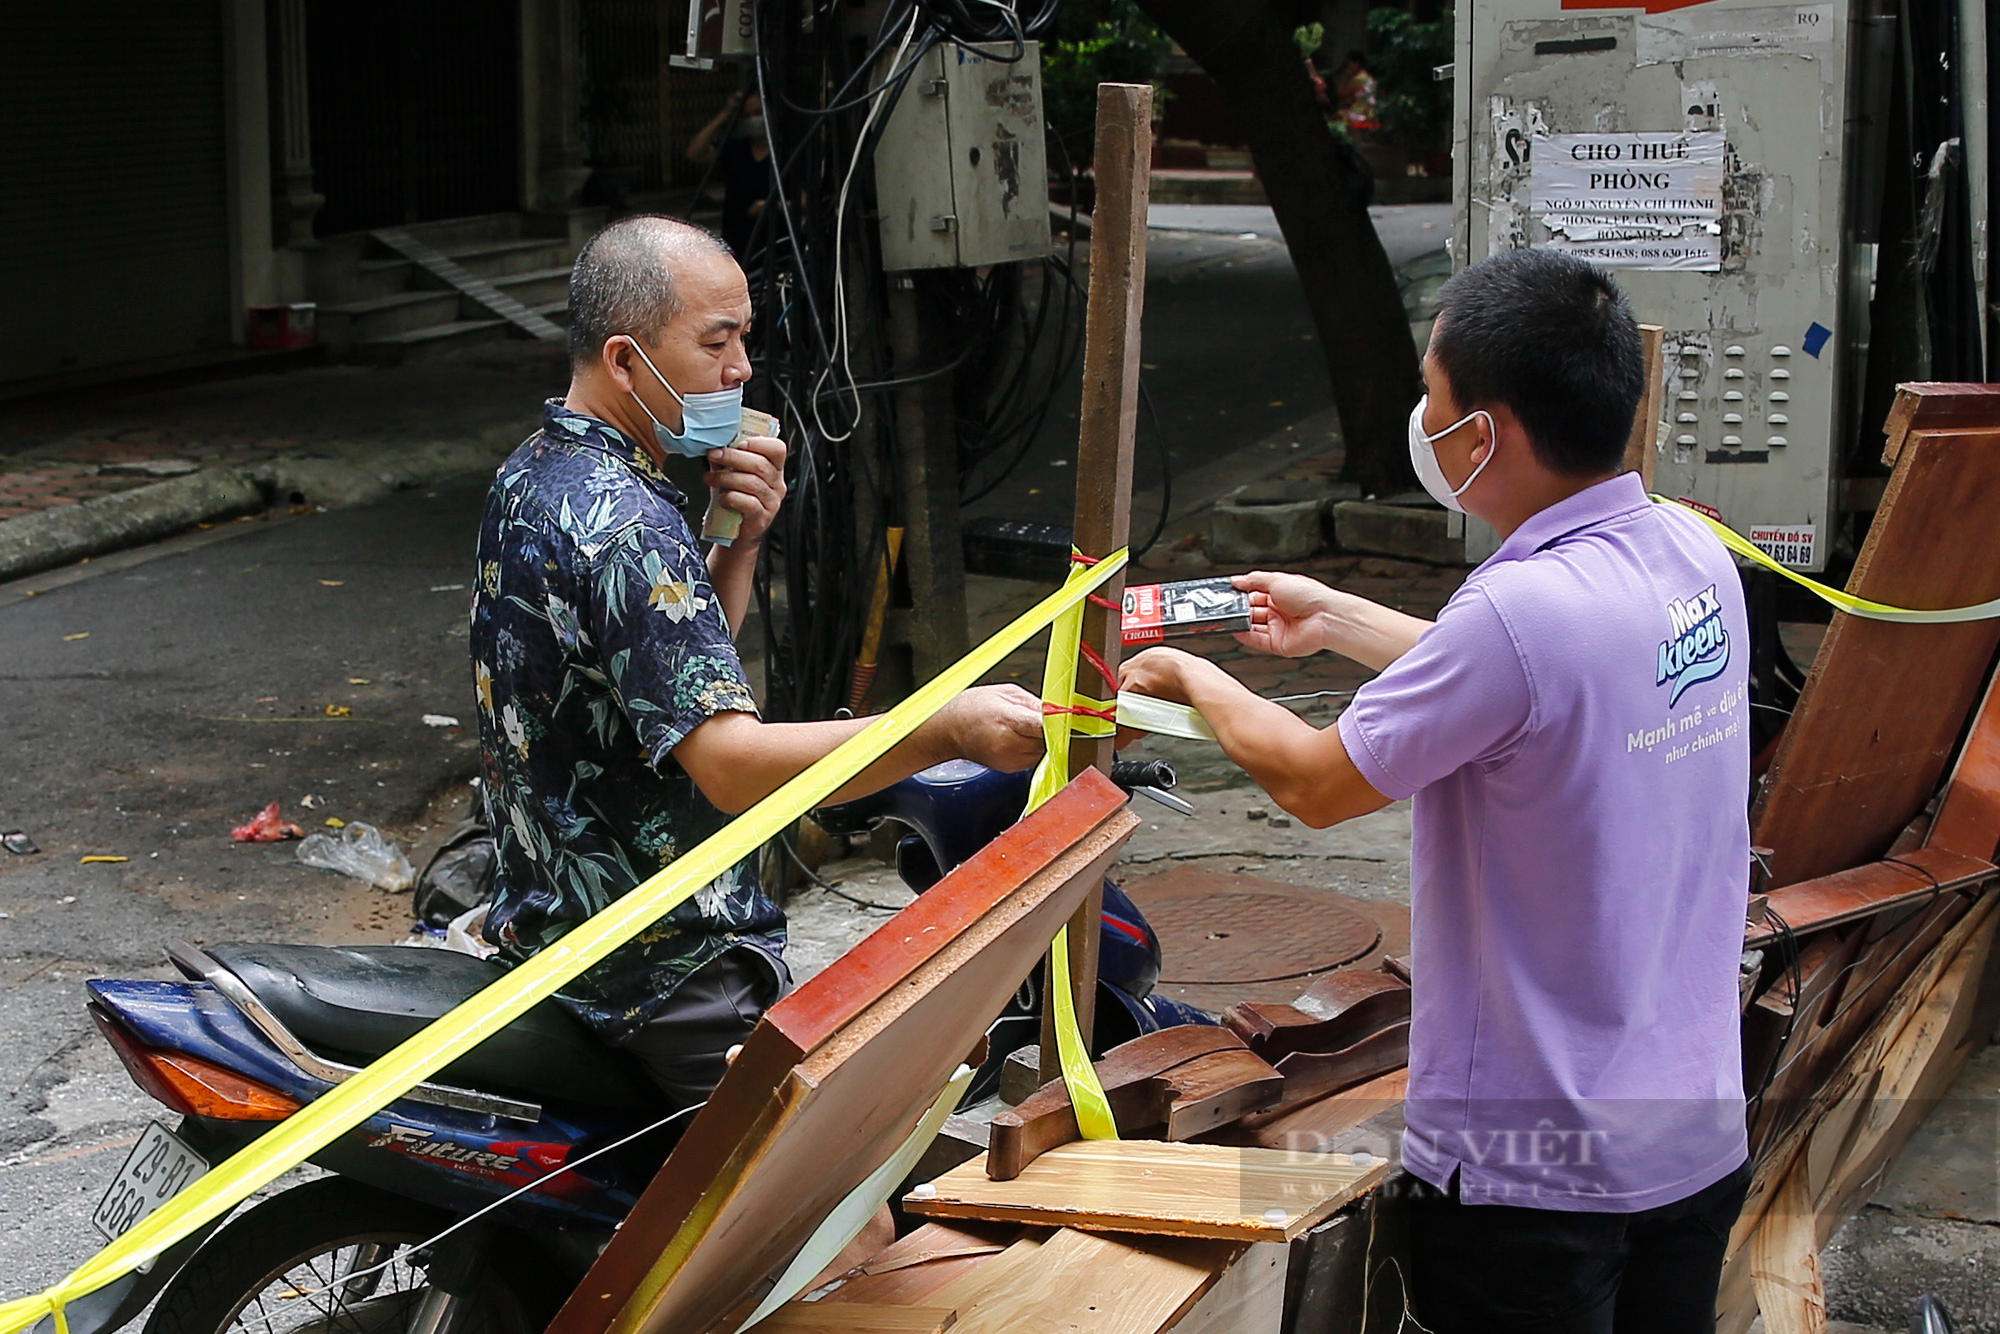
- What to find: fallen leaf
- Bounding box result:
[63,632,89,642]
[325,704,352,718]
[349,678,371,685]
[319,580,345,587]
[79,855,127,864]
[325,817,346,829]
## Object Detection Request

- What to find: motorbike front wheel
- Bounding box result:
[145,1176,541,1334]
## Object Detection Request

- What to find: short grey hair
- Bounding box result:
[567,215,734,367]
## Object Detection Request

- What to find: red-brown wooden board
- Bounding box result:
[547,771,1140,1334]
[1751,417,2000,888]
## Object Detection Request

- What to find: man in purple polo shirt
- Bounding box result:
[1120,248,1751,1332]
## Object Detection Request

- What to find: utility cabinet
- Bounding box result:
[874,43,1051,271]
[1454,0,1860,569]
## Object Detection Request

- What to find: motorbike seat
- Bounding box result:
[203,942,659,1111]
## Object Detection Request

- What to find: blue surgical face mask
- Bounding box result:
[621,337,743,457]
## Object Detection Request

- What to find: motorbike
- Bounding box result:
[71,759,1210,1334]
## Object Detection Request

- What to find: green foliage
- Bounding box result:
[1041,0,1174,154]
[1293,22,1326,58]
[1365,6,1453,156]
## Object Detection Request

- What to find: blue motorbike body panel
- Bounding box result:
[86,977,647,1228]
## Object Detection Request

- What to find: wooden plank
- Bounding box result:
[1928,668,2000,860]
[906,1140,1388,1243]
[549,772,1140,1334]
[818,1223,1032,1309]
[1044,82,1154,1083]
[1745,846,1996,945]
[931,1227,1242,1334]
[751,1306,956,1333]
[1880,381,2000,464]
[1168,1241,1287,1334]
[1726,892,2000,1283]
[1748,1167,1827,1334]
[1620,322,1665,486]
[1751,422,2000,888]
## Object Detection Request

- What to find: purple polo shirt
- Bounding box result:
[1337,473,1749,1212]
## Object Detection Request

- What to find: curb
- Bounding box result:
[0,424,522,584]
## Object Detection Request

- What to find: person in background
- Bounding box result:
[686,90,772,258]
[1334,51,1381,132]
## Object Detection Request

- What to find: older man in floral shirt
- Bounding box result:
[472,217,1043,1107]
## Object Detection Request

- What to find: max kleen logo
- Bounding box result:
[1657,585,1729,704]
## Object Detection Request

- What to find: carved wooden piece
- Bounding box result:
[909,1140,1389,1242]
[1222,971,1411,1063]
[548,773,1139,1334]
[1268,1022,1412,1113]
[1205,1068,1410,1152]
[986,1025,1263,1180]
[1160,1048,1287,1139]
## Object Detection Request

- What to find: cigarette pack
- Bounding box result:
[1121,577,1252,645]
[702,407,781,547]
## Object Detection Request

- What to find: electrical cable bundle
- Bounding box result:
[731,0,1163,722]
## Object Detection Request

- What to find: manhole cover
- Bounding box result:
[1126,871,1381,985]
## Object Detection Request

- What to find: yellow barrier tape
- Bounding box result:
[1022,564,1120,1141]
[1657,496,2000,623]
[0,551,1130,1334]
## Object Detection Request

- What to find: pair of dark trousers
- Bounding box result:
[1408,1159,1753,1334]
[617,946,790,1111]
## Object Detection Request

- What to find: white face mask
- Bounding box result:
[1407,396,1495,514]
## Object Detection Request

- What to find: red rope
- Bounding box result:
[1043,701,1118,723]
[1077,639,1119,692]
[1069,551,1101,566]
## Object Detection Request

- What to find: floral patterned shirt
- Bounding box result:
[471,400,783,1041]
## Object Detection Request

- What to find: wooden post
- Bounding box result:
[885,273,971,688]
[1040,82,1153,1083]
[1621,323,1665,488]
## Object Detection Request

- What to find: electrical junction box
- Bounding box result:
[1452,0,1858,570]
[873,43,1052,271]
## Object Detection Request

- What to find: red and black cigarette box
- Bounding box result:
[1121,577,1252,646]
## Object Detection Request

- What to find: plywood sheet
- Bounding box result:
[905,1139,1388,1242]
[932,1227,1241,1334]
[1752,423,2000,888]
[549,772,1141,1334]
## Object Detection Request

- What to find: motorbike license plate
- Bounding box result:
[92,1121,207,1245]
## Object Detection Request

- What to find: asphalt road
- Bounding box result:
[0,479,491,1295]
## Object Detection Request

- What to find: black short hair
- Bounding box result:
[1430,249,1644,477]
[567,215,733,367]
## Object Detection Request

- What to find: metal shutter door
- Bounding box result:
[0,0,233,383]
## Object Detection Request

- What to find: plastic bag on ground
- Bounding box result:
[297,821,416,891]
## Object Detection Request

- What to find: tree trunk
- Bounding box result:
[1133,0,1422,495]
